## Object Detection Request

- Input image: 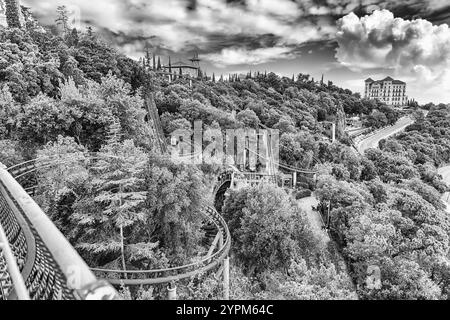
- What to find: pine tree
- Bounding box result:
[75,123,148,272]
[145,48,151,68]
[157,56,162,70]
[55,5,70,34]
[67,28,80,46]
[86,26,94,38]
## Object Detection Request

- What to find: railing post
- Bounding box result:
[293,171,297,189]
[167,281,177,300]
[331,123,336,143]
[223,257,230,300]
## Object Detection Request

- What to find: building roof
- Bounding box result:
[366,76,406,85]
[167,60,199,69]
[381,76,395,82]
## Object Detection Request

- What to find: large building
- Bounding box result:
[364,77,408,106]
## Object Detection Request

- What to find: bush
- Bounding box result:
[295,189,312,199]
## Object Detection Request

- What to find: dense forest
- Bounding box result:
[0,6,449,300]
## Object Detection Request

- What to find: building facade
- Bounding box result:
[163,60,201,79]
[364,77,407,106]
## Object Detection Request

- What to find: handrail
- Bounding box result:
[0,163,119,300]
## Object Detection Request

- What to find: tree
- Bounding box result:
[0,139,24,167]
[157,56,161,70]
[0,84,20,138]
[55,5,70,34]
[222,184,321,275]
[236,109,260,128]
[143,153,207,262]
[73,124,149,270]
[257,260,357,300]
[365,149,419,183]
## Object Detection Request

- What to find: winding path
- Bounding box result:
[356,116,415,154]
[356,113,449,213]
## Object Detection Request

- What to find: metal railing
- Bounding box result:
[0,163,119,300]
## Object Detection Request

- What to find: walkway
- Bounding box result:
[438,166,450,212]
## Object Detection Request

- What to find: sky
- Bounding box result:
[20,0,450,104]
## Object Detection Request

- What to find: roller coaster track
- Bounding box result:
[5,153,231,288]
[145,93,167,154]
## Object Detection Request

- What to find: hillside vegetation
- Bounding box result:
[0,6,449,300]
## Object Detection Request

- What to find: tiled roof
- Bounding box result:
[366,76,405,85]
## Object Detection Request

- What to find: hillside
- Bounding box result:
[1,5,449,300]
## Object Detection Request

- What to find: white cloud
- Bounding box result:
[336,9,450,103]
[204,47,296,67]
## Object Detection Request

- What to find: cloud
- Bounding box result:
[22,0,335,60]
[204,46,296,67]
[20,0,450,102]
[336,9,450,103]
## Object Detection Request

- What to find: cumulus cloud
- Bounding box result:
[336,9,450,102]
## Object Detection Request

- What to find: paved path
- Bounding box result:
[297,196,330,244]
[438,166,450,212]
[357,116,415,153]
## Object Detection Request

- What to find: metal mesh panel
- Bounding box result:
[0,252,13,300]
[0,180,75,300]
